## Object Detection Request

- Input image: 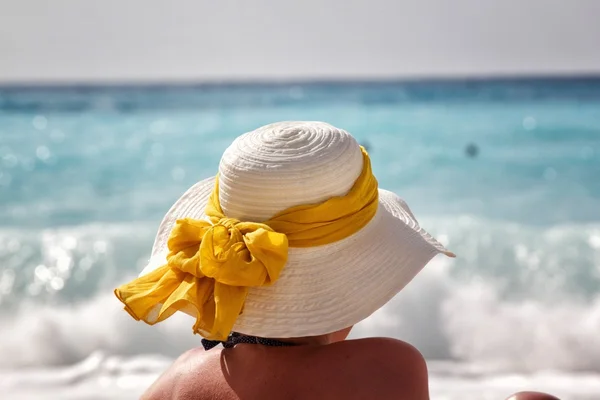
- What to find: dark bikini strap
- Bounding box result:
[201,332,297,350]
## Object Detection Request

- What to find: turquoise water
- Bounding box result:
[2,80,600,227]
[1,79,600,399]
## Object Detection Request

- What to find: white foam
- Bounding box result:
[352,256,600,373]
[0,254,598,374]
[428,363,600,400]
[0,292,198,368]
[0,351,166,400]
[2,355,599,400]
[0,216,599,398]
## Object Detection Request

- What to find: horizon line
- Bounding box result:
[2,71,600,89]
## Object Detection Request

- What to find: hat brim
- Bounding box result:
[141,177,454,338]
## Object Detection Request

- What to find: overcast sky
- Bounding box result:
[1,0,599,83]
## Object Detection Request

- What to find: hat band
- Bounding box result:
[114,147,379,340]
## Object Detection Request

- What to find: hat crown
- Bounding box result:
[218,121,364,221]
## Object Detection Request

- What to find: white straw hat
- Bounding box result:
[140,121,453,338]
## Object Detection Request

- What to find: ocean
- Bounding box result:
[1,78,600,399]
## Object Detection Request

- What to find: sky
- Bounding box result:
[1,0,600,83]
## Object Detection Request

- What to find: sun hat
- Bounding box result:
[114,121,454,340]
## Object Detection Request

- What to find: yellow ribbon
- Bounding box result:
[114,147,378,340]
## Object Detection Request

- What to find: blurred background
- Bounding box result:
[1,1,600,399]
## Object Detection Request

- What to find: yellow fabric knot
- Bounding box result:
[115,147,378,341]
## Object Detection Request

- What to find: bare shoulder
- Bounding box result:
[346,336,424,355]
[140,348,216,400]
[326,338,429,399]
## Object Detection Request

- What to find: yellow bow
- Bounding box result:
[114,147,378,340]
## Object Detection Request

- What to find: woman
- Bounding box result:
[115,121,558,399]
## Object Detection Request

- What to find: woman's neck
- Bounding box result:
[272,326,353,346]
